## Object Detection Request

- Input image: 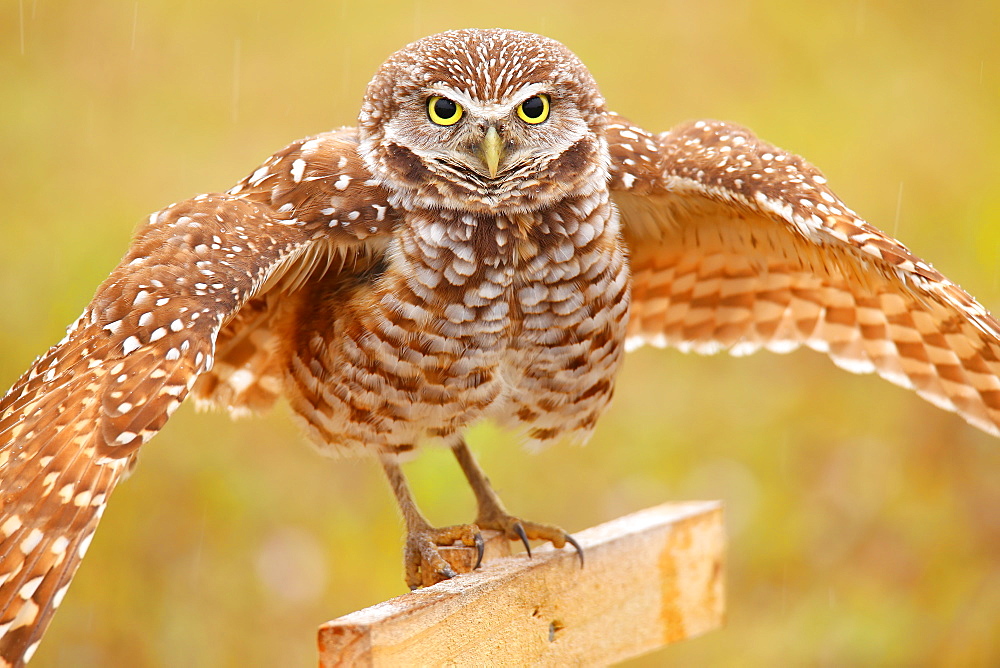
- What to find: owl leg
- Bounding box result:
[452,438,583,565]
[379,454,485,589]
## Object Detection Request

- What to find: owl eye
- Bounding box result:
[427,96,463,126]
[516,94,550,124]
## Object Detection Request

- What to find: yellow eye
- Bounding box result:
[517,94,550,124]
[427,96,463,126]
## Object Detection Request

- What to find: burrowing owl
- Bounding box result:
[3,28,1000,664]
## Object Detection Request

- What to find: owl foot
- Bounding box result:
[381,455,491,588]
[403,523,485,590]
[381,443,583,591]
[474,510,584,565]
[452,438,584,566]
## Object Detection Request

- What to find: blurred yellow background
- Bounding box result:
[2,1,999,665]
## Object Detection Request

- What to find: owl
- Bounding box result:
[2,28,1000,665]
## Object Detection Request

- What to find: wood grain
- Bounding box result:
[318,501,725,666]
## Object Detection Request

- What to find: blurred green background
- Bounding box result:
[2,1,999,665]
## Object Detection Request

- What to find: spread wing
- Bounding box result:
[0,128,397,665]
[610,116,1000,437]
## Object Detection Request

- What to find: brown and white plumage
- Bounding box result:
[1,28,998,664]
[0,130,395,664]
[610,118,1000,435]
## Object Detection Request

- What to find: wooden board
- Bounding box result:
[318,501,725,666]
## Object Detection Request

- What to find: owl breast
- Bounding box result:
[283,191,630,456]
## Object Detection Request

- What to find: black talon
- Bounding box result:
[440,565,458,579]
[473,532,485,569]
[513,522,532,558]
[564,533,584,567]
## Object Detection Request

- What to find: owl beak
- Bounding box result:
[480,126,503,179]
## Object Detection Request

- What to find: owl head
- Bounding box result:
[358,29,610,214]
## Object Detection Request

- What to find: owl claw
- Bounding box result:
[564,532,584,567]
[408,563,457,591]
[473,532,485,570]
[475,512,583,566]
[513,522,532,558]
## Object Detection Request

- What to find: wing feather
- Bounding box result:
[0,127,396,665]
[611,116,1000,437]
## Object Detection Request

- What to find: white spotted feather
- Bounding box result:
[3,29,1000,667]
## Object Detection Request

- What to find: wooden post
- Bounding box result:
[318,501,724,666]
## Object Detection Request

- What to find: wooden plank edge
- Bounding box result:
[318,501,725,666]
